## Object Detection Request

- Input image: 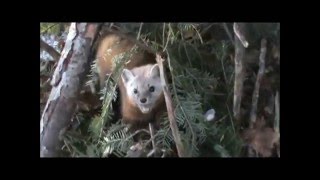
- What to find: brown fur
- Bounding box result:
[95,30,166,130]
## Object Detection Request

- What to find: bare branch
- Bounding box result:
[233,23,249,48]
[274,91,280,157]
[156,53,186,157]
[191,24,204,44]
[149,123,156,149]
[250,39,267,128]
[136,22,144,40]
[274,91,280,134]
[40,38,61,62]
[223,23,234,44]
[233,27,246,121]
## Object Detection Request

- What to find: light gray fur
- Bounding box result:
[121,64,162,114]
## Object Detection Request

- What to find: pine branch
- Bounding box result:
[156,53,186,157]
[41,23,58,34]
[92,45,139,138]
[250,39,267,128]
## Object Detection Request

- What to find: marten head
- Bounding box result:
[121,64,163,114]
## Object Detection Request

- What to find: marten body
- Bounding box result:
[95,30,166,131]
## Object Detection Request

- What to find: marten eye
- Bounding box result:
[149,86,155,92]
[133,89,138,94]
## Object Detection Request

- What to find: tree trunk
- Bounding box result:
[40,23,101,157]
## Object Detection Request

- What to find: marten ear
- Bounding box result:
[149,64,160,78]
[122,69,134,84]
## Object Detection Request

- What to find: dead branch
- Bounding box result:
[274,91,280,157]
[274,91,279,134]
[136,22,144,40]
[156,53,186,157]
[233,23,249,48]
[233,25,246,121]
[249,39,267,128]
[40,38,61,62]
[149,123,157,153]
[40,23,100,157]
[126,142,148,157]
[223,23,234,45]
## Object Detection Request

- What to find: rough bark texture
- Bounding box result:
[40,38,61,62]
[40,23,100,157]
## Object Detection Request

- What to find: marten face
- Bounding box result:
[121,64,163,114]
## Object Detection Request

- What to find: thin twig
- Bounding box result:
[274,91,280,134]
[250,39,267,128]
[199,23,216,36]
[156,53,186,157]
[136,23,144,40]
[163,23,172,52]
[226,104,236,134]
[149,123,157,154]
[183,43,193,67]
[220,43,228,84]
[233,23,249,48]
[127,129,150,140]
[63,140,72,154]
[41,23,58,34]
[274,91,280,157]
[162,23,166,49]
[223,23,234,45]
[40,38,61,62]
[191,24,203,44]
[147,149,156,157]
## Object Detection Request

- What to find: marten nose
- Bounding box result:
[140,98,147,103]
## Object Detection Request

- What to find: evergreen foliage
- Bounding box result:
[40,23,280,157]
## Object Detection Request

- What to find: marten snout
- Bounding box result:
[140,98,147,103]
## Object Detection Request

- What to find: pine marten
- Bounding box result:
[95,30,166,131]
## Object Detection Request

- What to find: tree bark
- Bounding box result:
[233,23,246,121]
[40,38,61,62]
[249,39,267,128]
[40,23,100,157]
